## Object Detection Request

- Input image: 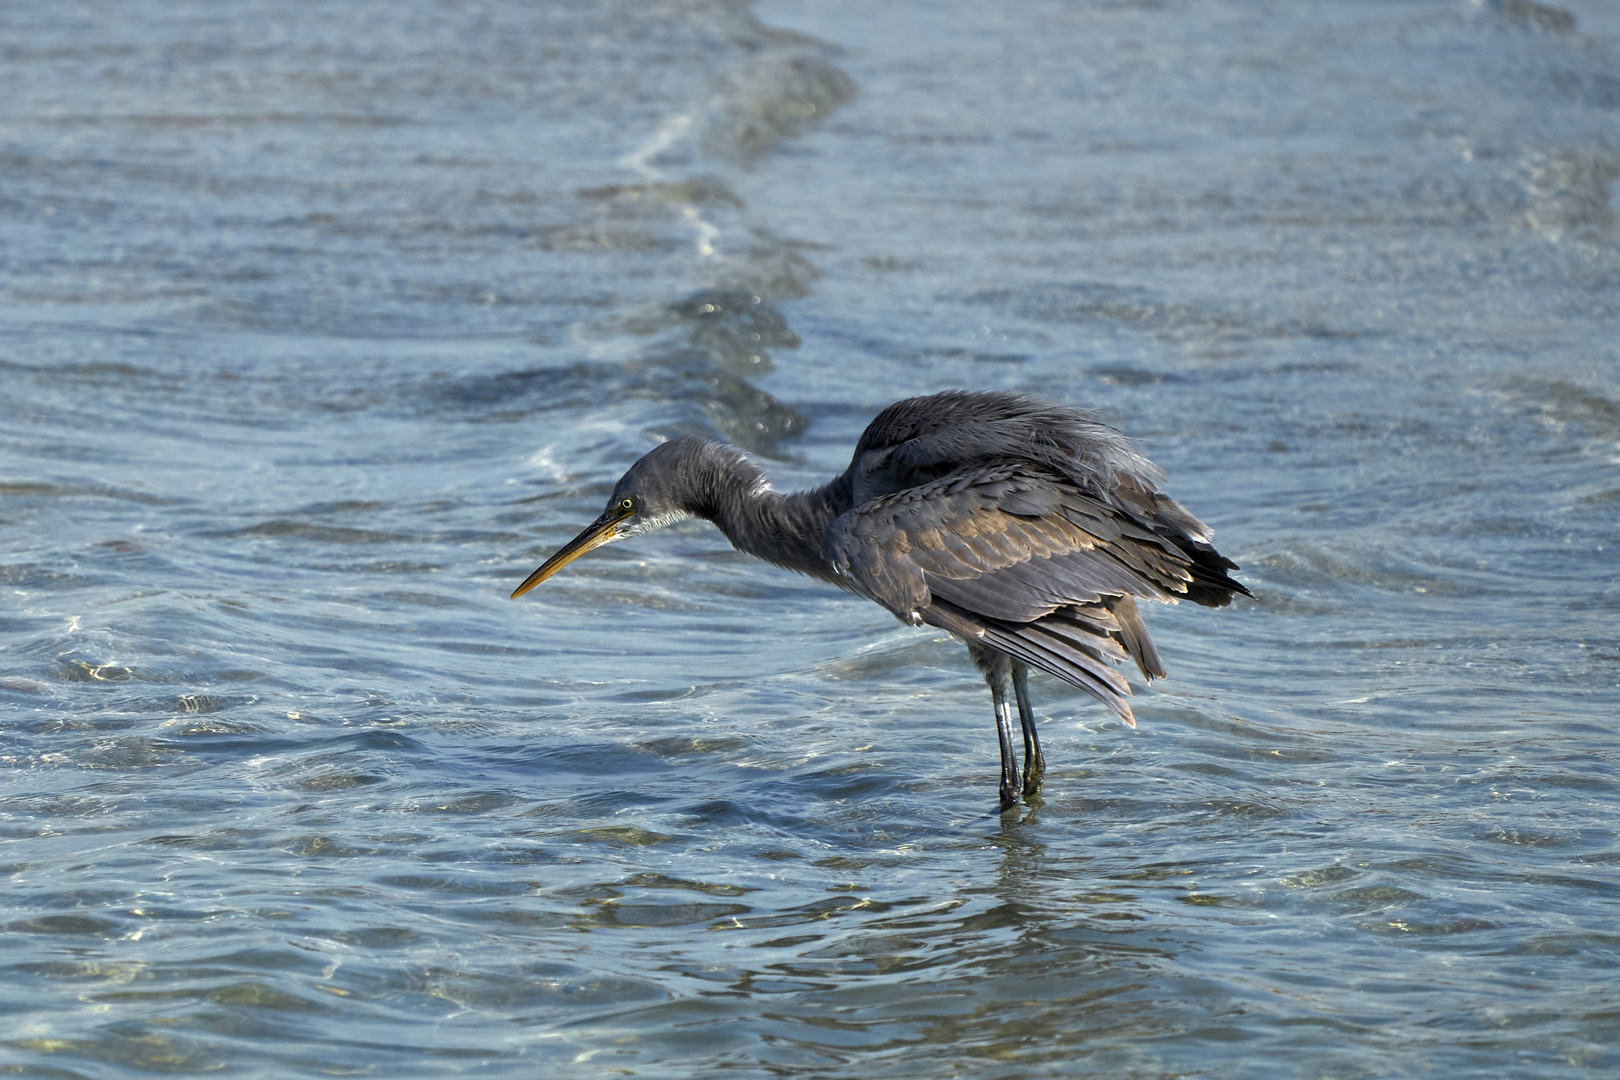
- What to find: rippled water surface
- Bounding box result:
[3,0,1619,1075]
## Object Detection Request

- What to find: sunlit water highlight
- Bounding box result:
[2,0,1618,1075]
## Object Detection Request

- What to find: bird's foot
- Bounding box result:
[1022,756,1045,797]
[998,784,1020,812]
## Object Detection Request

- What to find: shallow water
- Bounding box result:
[2,0,1618,1075]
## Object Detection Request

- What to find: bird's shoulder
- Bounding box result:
[846,390,1159,505]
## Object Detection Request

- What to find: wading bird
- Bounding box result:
[511,391,1249,809]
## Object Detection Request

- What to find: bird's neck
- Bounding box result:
[702,469,851,583]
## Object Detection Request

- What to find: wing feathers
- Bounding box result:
[824,395,1247,718]
[925,601,1137,725]
[1105,594,1166,681]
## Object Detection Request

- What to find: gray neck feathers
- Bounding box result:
[684,442,849,581]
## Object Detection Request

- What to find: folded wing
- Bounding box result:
[823,463,1248,723]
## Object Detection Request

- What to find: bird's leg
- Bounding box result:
[1012,660,1044,796]
[969,644,1022,810]
[990,675,1021,811]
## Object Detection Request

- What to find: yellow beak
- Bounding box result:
[509,506,633,599]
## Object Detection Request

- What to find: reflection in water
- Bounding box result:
[560,812,1217,1073]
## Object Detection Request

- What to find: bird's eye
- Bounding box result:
[619,498,634,512]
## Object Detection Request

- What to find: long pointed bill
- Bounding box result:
[510,507,632,599]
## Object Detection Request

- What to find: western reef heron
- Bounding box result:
[511,390,1249,810]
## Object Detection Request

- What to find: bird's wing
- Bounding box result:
[822,465,1199,624]
[845,392,1249,608]
[824,464,1198,720]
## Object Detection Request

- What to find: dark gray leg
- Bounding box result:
[968,644,1021,810]
[1012,660,1044,796]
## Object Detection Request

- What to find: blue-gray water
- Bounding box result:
[3,0,1618,1075]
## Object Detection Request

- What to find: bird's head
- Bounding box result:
[509,437,749,598]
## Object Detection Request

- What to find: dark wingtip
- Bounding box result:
[1171,539,1252,607]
